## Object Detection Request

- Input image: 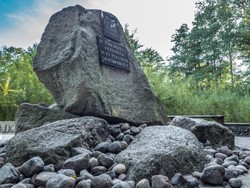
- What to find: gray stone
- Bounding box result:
[112,181,131,188]
[58,169,76,177]
[63,153,90,174]
[79,170,93,180]
[115,125,207,182]
[0,163,20,184]
[33,172,57,186]
[91,166,107,175]
[201,165,225,185]
[33,5,167,125]
[91,174,112,188]
[106,170,117,179]
[239,161,249,169]
[71,147,92,156]
[20,178,31,184]
[18,156,44,177]
[94,141,110,153]
[130,126,140,135]
[225,169,238,181]
[227,165,244,175]
[98,153,114,168]
[42,164,55,172]
[127,181,136,188]
[121,123,130,132]
[151,175,171,188]
[236,165,248,173]
[0,184,14,188]
[46,174,76,188]
[118,174,127,181]
[222,160,238,168]
[136,179,150,188]
[215,153,228,160]
[244,156,250,165]
[116,133,124,141]
[6,116,109,169]
[88,157,99,170]
[14,103,78,134]
[210,158,224,165]
[228,178,242,188]
[238,172,250,188]
[76,180,91,188]
[169,116,235,148]
[112,164,127,175]
[11,183,27,188]
[108,141,123,153]
[217,146,233,156]
[119,141,128,150]
[170,173,187,186]
[23,184,35,188]
[123,135,134,145]
[185,175,199,188]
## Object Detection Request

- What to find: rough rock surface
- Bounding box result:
[169,116,235,148]
[33,5,167,125]
[6,116,109,169]
[15,103,79,134]
[115,125,207,182]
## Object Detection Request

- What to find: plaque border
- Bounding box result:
[100,11,120,43]
[97,36,130,72]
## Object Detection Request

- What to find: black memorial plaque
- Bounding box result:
[101,11,120,42]
[97,36,130,72]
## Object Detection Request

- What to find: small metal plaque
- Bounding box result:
[97,36,130,72]
[101,11,120,42]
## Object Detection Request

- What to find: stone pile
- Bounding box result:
[0,121,250,188]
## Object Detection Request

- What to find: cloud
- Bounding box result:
[0,0,94,48]
[0,0,196,58]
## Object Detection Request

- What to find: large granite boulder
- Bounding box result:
[115,125,207,182]
[169,116,235,148]
[15,103,79,134]
[6,116,109,169]
[33,5,167,125]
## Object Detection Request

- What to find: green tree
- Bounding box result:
[0,45,54,120]
[169,0,250,87]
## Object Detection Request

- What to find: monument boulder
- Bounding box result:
[33,5,167,125]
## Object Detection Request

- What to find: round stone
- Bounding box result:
[89,157,99,170]
[91,166,107,175]
[108,141,122,153]
[98,154,113,168]
[91,174,112,188]
[229,178,242,188]
[112,164,126,175]
[121,123,130,132]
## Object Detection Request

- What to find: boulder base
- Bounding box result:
[6,117,109,169]
[33,5,167,125]
[115,125,207,182]
[169,116,235,148]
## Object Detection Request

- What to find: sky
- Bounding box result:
[0,0,197,59]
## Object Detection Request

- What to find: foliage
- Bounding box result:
[169,0,250,87]
[0,45,54,120]
[125,13,250,123]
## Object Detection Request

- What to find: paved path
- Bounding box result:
[235,136,250,149]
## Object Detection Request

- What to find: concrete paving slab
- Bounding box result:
[235,136,250,149]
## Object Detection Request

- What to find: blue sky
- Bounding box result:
[0,0,196,58]
[0,0,33,28]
